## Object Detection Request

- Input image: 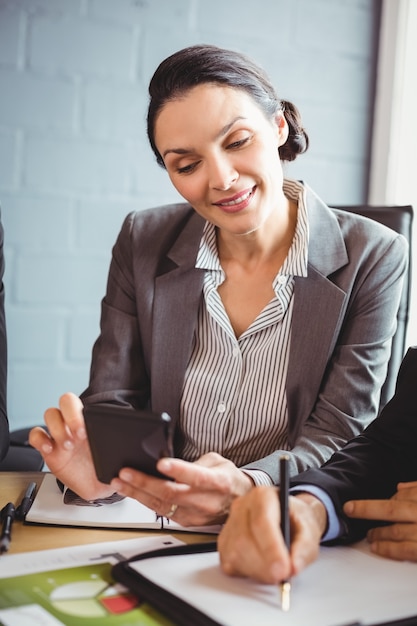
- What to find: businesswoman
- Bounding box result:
[30,44,407,526]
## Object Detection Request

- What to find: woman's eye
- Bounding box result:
[177,161,200,174]
[227,137,250,149]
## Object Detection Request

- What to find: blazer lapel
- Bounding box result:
[287,185,350,444]
[287,271,347,444]
[150,212,205,421]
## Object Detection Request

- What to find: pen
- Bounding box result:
[16,481,37,521]
[279,454,291,611]
[0,502,16,554]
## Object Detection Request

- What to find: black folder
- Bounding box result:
[112,542,417,626]
[112,542,219,626]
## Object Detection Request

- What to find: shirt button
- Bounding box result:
[278,275,287,284]
[218,402,226,413]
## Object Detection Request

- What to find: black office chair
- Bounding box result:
[334,204,413,409]
[0,428,44,471]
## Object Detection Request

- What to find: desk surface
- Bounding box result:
[0,472,215,555]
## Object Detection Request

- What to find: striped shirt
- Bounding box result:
[178,179,309,484]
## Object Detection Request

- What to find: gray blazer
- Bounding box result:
[81,183,408,483]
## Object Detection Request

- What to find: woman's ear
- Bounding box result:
[275,112,289,147]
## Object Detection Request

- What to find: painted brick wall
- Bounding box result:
[0,0,379,427]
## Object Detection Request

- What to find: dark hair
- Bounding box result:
[147,44,309,167]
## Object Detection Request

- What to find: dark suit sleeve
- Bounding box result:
[291,347,417,543]
[0,211,9,461]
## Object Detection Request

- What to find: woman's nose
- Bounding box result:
[209,157,238,191]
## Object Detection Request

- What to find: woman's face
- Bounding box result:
[154,84,289,238]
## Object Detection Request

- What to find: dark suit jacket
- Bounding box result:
[81,182,408,483]
[0,212,9,461]
[292,346,417,542]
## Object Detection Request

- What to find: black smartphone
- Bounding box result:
[83,404,174,484]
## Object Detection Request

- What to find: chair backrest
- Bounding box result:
[334,204,413,410]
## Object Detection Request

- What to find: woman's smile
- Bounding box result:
[213,186,256,213]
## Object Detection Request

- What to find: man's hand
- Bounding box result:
[217,486,327,583]
[344,481,417,561]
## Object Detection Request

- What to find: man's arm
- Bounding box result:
[218,349,417,582]
[291,347,417,543]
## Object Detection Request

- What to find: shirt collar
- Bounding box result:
[195,178,309,278]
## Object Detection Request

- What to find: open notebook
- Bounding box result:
[25,472,221,534]
[113,540,417,626]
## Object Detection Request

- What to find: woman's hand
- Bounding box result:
[110,451,254,526]
[217,486,327,583]
[344,481,417,561]
[28,393,114,500]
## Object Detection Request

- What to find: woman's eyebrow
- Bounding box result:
[216,116,246,139]
[162,116,246,159]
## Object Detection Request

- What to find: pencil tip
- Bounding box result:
[280,581,291,612]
